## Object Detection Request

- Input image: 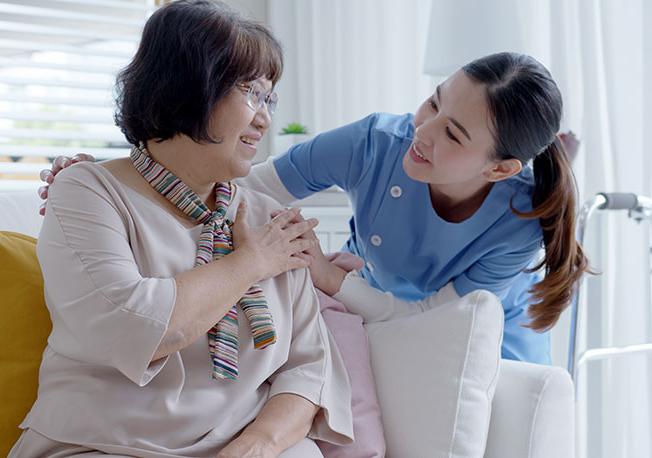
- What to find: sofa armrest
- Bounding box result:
[484,359,574,458]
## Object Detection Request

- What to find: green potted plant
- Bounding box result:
[273,122,310,155]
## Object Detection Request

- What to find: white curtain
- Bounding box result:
[267,1,652,457]
[514,2,652,457]
[267,0,434,141]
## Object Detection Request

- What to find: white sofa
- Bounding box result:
[0,190,575,457]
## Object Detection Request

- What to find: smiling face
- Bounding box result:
[403,70,503,189]
[193,77,273,182]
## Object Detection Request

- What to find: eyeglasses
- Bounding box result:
[236,82,278,116]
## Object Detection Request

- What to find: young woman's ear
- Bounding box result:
[484,158,522,182]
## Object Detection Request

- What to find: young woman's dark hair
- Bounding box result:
[463,52,590,332]
[114,0,283,145]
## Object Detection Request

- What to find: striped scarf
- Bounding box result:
[130,144,276,380]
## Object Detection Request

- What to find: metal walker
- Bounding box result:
[567,192,652,453]
[568,192,652,381]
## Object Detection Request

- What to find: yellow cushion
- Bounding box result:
[0,231,51,456]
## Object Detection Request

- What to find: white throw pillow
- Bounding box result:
[363,289,504,458]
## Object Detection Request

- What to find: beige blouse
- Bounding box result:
[20,162,353,456]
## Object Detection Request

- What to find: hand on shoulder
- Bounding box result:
[38,153,95,215]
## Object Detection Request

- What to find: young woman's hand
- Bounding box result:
[38,153,96,215]
[231,202,320,282]
[216,431,278,458]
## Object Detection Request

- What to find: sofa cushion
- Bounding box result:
[317,251,385,458]
[0,231,51,457]
[319,305,385,458]
[364,289,503,457]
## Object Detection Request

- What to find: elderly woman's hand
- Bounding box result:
[269,208,347,295]
[232,202,320,282]
[269,208,324,263]
[216,431,278,458]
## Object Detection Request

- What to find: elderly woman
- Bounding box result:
[9,1,353,457]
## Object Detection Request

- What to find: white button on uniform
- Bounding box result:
[370,234,382,246]
[390,185,402,198]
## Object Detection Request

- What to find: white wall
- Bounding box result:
[221,0,266,22]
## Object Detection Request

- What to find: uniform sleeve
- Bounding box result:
[453,236,542,301]
[272,114,382,200]
[334,272,461,322]
[267,268,354,446]
[37,166,176,386]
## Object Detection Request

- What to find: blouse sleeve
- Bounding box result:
[37,164,177,386]
[267,268,354,446]
[334,271,461,322]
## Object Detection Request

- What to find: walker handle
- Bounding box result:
[597,192,639,210]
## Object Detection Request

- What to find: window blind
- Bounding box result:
[0,0,154,190]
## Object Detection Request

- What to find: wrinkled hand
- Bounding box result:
[216,431,278,458]
[38,153,96,215]
[269,208,342,293]
[558,131,580,164]
[231,202,320,282]
[269,208,324,265]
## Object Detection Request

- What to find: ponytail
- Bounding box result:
[463,52,590,331]
[513,138,590,331]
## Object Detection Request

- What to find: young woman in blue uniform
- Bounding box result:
[41,52,587,364]
[243,52,588,364]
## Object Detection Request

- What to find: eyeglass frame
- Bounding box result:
[236,82,278,116]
